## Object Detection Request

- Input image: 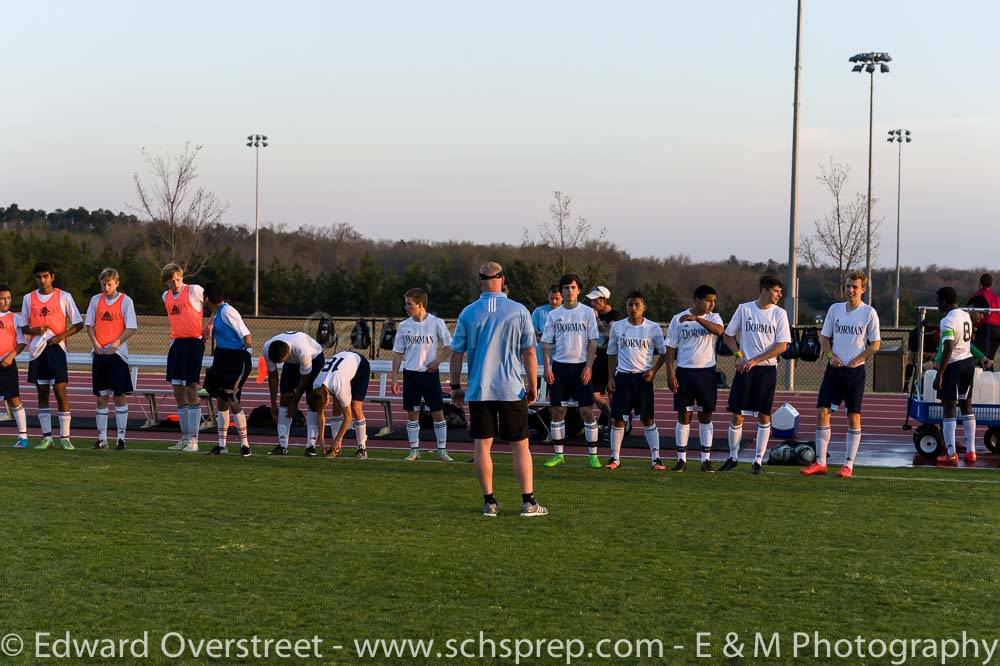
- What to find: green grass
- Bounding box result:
[1,444,997,664]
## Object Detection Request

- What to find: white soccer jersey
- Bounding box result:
[21,290,84,351]
[262,332,324,372]
[724,301,792,366]
[666,309,723,369]
[392,314,452,372]
[608,318,666,373]
[313,351,362,406]
[541,304,599,364]
[85,293,139,359]
[940,308,973,363]
[821,302,880,364]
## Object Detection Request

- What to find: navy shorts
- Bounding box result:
[817,365,866,413]
[28,345,69,385]
[610,372,654,419]
[727,365,778,416]
[592,350,610,393]
[279,352,326,396]
[674,366,718,412]
[469,400,529,441]
[92,353,134,397]
[204,348,252,400]
[938,357,976,401]
[402,369,444,412]
[350,355,371,402]
[0,362,19,399]
[550,361,595,407]
[166,338,205,385]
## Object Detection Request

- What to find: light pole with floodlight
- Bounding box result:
[887,128,911,327]
[246,133,268,316]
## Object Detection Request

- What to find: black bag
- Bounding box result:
[715,335,733,357]
[316,317,337,349]
[419,401,467,429]
[798,327,821,362]
[781,327,801,360]
[379,320,397,351]
[247,405,276,428]
[350,318,371,350]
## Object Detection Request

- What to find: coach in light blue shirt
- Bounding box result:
[451,261,547,518]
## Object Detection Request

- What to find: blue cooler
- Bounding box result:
[771,403,800,440]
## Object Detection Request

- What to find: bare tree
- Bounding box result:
[801,159,882,299]
[132,143,228,275]
[524,191,606,275]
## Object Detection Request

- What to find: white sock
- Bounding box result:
[610,425,625,461]
[188,405,201,444]
[306,410,319,448]
[233,410,249,446]
[844,428,862,468]
[727,424,742,461]
[753,424,771,465]
[675,423,690,462]
[178,405,190,438]
[38,407,52,436]
[550,420,566,451]
[943,418,957,456]
[962,414,977,455]
[405,420,420,448]
[329,415,344,441]
[13,404,27,438]
[433,420,448,450]
[115,406,128,440]
[583,420,599,448]
[218,409,230,446]
[58,411,71,438]
[277,406,291,448]
[96,408,109,442]
[698,422,713,461]
[353,419,368,448]
[644,424,660,461]
[815,426,832,465]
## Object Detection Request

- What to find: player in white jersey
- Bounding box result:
[540,273,601,469]
[261,331,325,454]
[666,285,725,473]
[309,350,372,459]
[720,275,792,475]
[605,291,667,470]
[933,287,978,466]
[801,272,881,478]
[390,287,454,461]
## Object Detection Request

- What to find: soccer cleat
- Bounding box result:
[672,460,687,472]
[181,441,199,453]
[937,453,959,466]
[800,462,829,476]
[168,438,187,451]
[268,445,288,456]
[520,502,549,517]
[717,458,738,472]
[837,465,854,478]
[483,501,499,518]
[700,460,715,473]
[650,458,666,471]
[59,438,74,450]
[751,462,763,475]
[208,445,228,455]
[588,453,602,469]
[437,449,454,462]
[405,448,420,461]
[240,445,252,458]
[964,451,977,465]
[543,454,565,468]
[13,438,30,449]
[355,447,368,460]
[116,438,127,451]
[605,458,620,470]
[304,446,318,457]
[93,440,109,450]
[35,436,55,450]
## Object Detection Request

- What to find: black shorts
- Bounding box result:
[350,355,372,402]
[610,372,654,419]
[28,345,69,385]
[727,365,778,416]
[592,350,610,393]
[0,362,19,399]
[92,354,134,397]
[674,366,718,413]
[166,338,205,385]
[469,400,529,441]
[402,369,444,412]
[938,357,976,401]
[974,324,1000,361]
[549,361,595,407]
[817,365,866,414]
[279,352,326,395]
[204,348,252,400]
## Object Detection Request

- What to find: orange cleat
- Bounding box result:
[936,453,959,466]
[837,465,854,478]
[964,451,977,465]
[800,462,828,476]
[650,458,666,471]
[605,458,621,470]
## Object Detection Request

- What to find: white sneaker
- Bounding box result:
[437,449,454,462]
[520,502,549,517]
[168,437,188,451]
[181,441,199,453]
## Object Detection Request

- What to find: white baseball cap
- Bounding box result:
[586,286,610,300]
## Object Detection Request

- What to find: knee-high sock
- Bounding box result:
[433,420,448,450]
[187,405,202,443]
[753,424,771,465]
[698,422,713,461]
[405,420,420,448]
[115,406,128,440]
[815,425,832,464]
[38,407,52,436]
[353,419,368,448]
[218,409,231,446]
[96,408,109,442]
[328,415,344,441]
[58,411,71,438]
[277,406,291,448]
[306,410,319,448]
[13,404,27,438]
[233,410,249,446]
[962,414,977,454]
[610,425,625,461]
[844,428,862,468]
[550,420,565,454]
[674,423,690,462]
[584,420,599,454]
[178,405,189,438]
[727,424,742,461]
[644,424,660,461]
[943,418,957,456]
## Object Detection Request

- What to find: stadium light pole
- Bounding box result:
[887,128,911,327]
[849,51,891,305]
[246,133,268,317]
[785,0,804,391]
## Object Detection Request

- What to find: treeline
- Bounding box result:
[0,204,992,325]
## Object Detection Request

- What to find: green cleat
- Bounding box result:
[35,436,55,450]
[588,454,602,469]
[60,437,75,450]
[543,453,565,468]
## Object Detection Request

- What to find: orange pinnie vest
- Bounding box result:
[94,294,127,347]
[0,311,18,356]
[164,285,202,339]
[29,288,67,336]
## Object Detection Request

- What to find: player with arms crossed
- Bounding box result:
[0,285,29,448]
[203,283,254,457]
[309,350,371,459]
[801,272,881,478]
[261,331,325,455]
[720,275,791,474]
[665,285,725,472]
[933,287,978,466]
[604,291,667,470]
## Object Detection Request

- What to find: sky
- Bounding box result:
[3,1,998,268]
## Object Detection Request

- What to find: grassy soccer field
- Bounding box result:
[1,445,997,664]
